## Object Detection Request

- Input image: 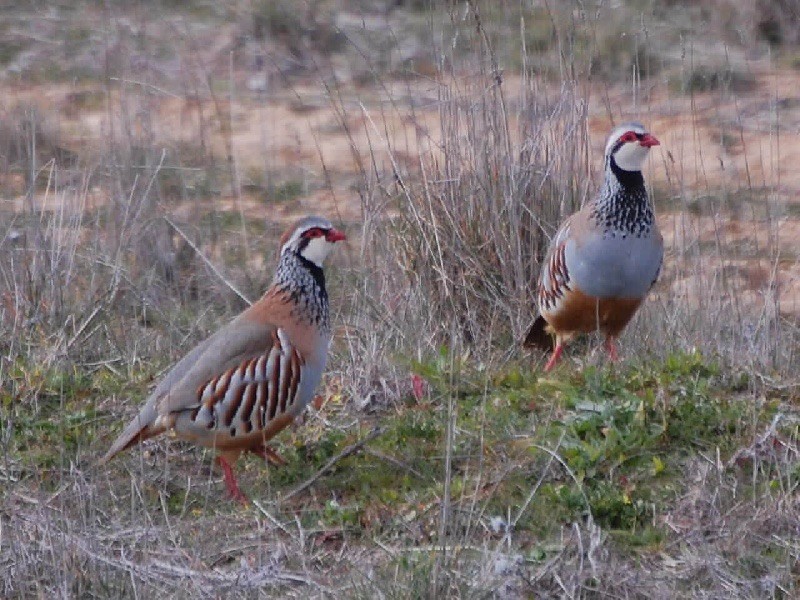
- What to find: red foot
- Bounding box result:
[249,444,288,466]
[411,374,427,400]
[604,337,619,362]
[217,456,249,504]
[543,344,564,372]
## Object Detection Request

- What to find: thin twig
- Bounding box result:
[252,499,296,539]
[281,427,384,502]
[109,77,182,98]
[530,442,595,525]
[363,448,428,481]
[512,431,565,528]
[66,305,102,350]
[163,215,253,306]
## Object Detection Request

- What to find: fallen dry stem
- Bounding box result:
[281,426,384,503]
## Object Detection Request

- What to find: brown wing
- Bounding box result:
[101,289,299,463]
[537,215,574,316]
[173,328,310,450]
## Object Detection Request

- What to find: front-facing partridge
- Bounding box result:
[524,122,663,371]
[102,215,347,502]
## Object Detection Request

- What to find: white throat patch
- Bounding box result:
[613,141,650,172]
[300,236,334,267]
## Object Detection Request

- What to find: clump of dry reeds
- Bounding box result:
[2,1,799,598]
[340,1,799,385]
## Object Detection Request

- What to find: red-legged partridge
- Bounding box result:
[524,122,663,371]
[101,215,347,502]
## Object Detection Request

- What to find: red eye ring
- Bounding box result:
[302,227,325,239]
[619,130,639,143]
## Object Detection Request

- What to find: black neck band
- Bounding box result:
[610,155,645,189]
[297,253,327,297]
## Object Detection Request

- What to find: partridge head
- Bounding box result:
[102,215,347,503]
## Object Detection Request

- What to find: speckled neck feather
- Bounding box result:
[590,155,656,239]
[273,249,330,331]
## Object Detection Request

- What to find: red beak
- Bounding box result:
[326,228,347,243]
[639,133,660,148]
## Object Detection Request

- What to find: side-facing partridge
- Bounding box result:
[524,122,663,371]
[101,215,347,502]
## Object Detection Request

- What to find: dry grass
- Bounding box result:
[1,1,800,598]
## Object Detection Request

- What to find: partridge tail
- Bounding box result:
[523,316,554,351]
[99,402,164,464]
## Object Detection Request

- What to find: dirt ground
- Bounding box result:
[7,59,799,321]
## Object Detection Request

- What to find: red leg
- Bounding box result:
[543,343,564,372]
[248,444,287,466]
[217,456,249,504]
[604,337,619,362]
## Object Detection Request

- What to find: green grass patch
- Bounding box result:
[5,349,788,567]
[2,360,134,482]
[258,350,779,553]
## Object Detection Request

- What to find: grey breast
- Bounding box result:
[565,230,663,299]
